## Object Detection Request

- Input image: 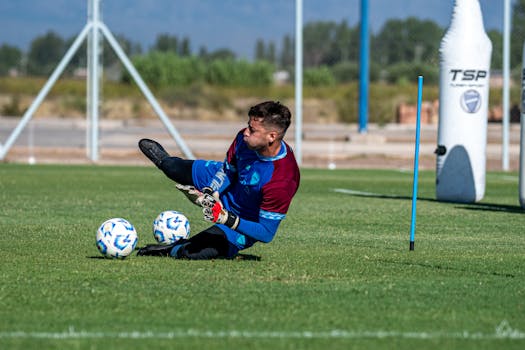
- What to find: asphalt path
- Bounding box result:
[0,117,520,170]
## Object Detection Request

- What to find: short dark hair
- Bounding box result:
[248,101,292,136]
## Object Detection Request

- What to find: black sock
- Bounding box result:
[159,157,195,185]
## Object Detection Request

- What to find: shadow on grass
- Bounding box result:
[87,254,262,261]
[375,258,518,278]
[333,188,525,214]
[233,253,261,261]
[457,203,525,214]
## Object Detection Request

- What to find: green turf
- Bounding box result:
[0,164,523,349]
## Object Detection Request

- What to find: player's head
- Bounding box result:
[243,101,291,153]
[248,101,291,140]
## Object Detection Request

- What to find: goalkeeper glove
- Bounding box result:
[201,193,239,230]
[175,185,218,207]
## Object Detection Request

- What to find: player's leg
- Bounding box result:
[138,138,194,185]
[136,242,179,257]
[138,138,169,167]
[172,226,232,259]
[160,157,194,185]
[137,226,237,260]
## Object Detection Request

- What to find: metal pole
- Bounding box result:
[410,76,424,251]
[98,22,195,159]
[502,0,511,171]
[358,0,369,134]
[87,0,101,162]
[294,0,303,165]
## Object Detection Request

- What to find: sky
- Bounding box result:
[0,0,508,59]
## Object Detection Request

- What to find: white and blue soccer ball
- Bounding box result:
[153,210,190,244]
[96,218,138,259]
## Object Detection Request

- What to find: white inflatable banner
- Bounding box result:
[436,0,492,203]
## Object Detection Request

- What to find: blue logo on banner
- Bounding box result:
[460,90,481,114]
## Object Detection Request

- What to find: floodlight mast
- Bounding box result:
[0,0,194,162]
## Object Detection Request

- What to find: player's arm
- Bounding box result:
[236,213,282,243]
[201,182,293,243]
[235,180,298,242]
[201,198,281,243]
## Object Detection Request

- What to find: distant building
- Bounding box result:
[8,68,19,77]
[273,70,290,85]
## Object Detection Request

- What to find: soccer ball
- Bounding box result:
[153,210,190,244]
[96,218,138,259]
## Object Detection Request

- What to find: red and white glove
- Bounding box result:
[176,185,218,207]
[201,193,239,229]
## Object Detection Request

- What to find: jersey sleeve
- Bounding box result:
[260,149,300,214]
[236,214,282,243]
[260,181,298,214]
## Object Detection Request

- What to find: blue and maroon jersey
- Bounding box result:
[192,129,300,252]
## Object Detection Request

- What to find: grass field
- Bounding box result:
[0,163,524,349]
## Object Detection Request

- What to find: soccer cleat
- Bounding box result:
[138,138,169,167]
[136,243,177,257]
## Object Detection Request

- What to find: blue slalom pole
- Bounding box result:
[410,76,423,251]
[358,0,369,133]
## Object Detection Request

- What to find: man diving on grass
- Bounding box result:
[137,100,300,260]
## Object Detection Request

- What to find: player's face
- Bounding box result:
[243,117,276,151]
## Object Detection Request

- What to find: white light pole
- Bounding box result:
[295,0,303,166]
[502,0,511,171]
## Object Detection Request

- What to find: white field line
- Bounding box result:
[332,188,380,197]
[0,321,523,340]
[395,171,518,182]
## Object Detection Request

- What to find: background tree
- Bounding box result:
[27,31,65,76]
[0,44,22,76]
[154,33,179,53]
[303,21,338,66]
[326,20,359,65]
[179,37,191,56]
[254,39,265,61]
[300,20,360,67]
[254,39,276,63]
[267,41,276,64]
[487,29,503,70]
[63,33,140,77]
[198,46,208,59]
[154,34,190,56]
[202,48,236,61]
[279,35,294,69]
[511,0,525,69]
[372,17,443,65]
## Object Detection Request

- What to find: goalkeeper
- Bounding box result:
[137,101,300,259]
